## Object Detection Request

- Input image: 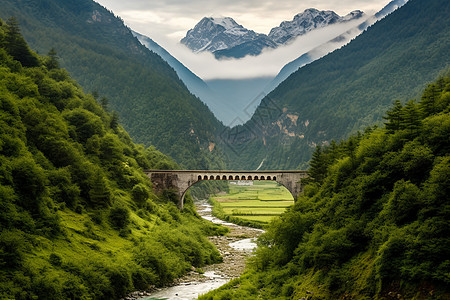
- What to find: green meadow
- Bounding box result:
[211,181,294,226]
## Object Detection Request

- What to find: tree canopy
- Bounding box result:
[0,19,226,299]
[200,74,450,299]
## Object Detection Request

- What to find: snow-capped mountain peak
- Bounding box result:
[181,8,364,58]
[181,16,264,53]
[343,10,365,21]
[268,8,364,45]
[210,17,238,30]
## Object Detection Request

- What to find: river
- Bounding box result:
[136,200,263,300]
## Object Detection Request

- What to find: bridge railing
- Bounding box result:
[143,170,309,210]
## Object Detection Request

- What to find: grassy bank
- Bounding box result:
[0,20,227,299]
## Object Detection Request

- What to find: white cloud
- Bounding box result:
[153,16,370,80]
[95,0,392,79]
[97,0,391,33]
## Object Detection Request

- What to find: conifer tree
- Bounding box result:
[419,77,449,118]
[346,137,358,168]
[45,48,59,70]
[110,111,119,131]
[100,96,109,111]
[400,100,422,135]
[4,17,39,67]
[384,100,403,133]
[309,146,327,183]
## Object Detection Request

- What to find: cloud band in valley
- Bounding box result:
[95,0,393,79]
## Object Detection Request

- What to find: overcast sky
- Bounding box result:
[95,0,393,79]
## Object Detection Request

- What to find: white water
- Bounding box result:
[140,201,259,300]
[141,271,228,300]
[229,238,257,251]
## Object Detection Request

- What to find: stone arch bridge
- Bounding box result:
[144,170,308,209]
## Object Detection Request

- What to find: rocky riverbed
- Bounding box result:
[195,200,263,278]
[126,200,263,300]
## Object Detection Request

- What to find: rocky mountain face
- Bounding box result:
[268,8,364,44]
[375,0,409,18]
[180,17,275,54]
[135,1,407,128]
[181,9,364,59]
[220,0,449,170]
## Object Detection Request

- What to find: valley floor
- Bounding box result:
[135,200,263,300]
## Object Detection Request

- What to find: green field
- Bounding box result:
[211,181,294,225]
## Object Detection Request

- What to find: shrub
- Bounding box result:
[49,253,62,267]
[107,266,132,298]
[63,108,105,143]
[109,206,130,230]
[11,156,46,214]
[383,180,421,225]
[131,268,158,290]
[61,273,89,300]
[0,230,28,269]
[131,183,150,207]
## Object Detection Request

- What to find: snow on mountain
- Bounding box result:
[263,0,409,110]
[210,17,237,30]
[268,8,364,45]
[342,10,365,21]
[133,1,409,126]
[181,9,364,59]
[375,0,409,18]
[181,17,265,54]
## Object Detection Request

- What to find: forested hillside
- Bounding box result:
[0,0,226,170]
[223,0,450,170]
[0,19,227,299]
[201,74,450,299]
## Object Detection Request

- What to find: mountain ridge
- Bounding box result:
[264,0,411,102]
[200,72,450,299]
[220,0,450,170]
[268,8,363,45]
[0,0,226,170]
[181,8,364,59]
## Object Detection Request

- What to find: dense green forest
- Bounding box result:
[0,18,229,299]
[223,0,450,171]
[200,75,450,299]
[0,0,226,170]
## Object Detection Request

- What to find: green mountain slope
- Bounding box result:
[200,74,450,299]
[0,20,226,299]
[0,0,226,169]
[223,0,450,170]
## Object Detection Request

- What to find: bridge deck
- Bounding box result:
[144,170,308,210]
[144,170,308,174]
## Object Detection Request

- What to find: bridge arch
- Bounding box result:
[145,170,308,210]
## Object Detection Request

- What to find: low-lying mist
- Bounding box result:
[156,16,371,80]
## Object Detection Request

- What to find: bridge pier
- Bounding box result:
[145,170,308,210]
